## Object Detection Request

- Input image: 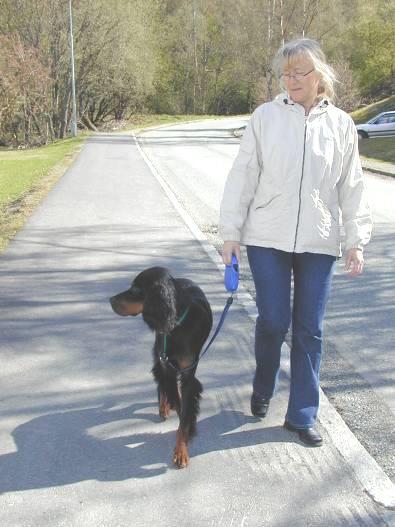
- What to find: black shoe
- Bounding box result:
[284,421,323,447]
[250,393,270,418]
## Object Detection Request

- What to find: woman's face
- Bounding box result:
[281,56,320,109]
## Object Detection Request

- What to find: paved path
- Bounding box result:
[0,134,394,527]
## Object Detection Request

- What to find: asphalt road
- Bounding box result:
[137,118,395,480]
[0,129,394,527]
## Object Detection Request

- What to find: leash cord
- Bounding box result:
[160,294,234,375]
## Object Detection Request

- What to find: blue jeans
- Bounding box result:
[247,246,336,429]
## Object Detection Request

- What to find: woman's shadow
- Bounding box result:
[0,401,287,493]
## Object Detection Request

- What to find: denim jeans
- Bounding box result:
[247,246,336,429]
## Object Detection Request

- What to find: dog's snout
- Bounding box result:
[109,295,120,314]
[109,292,143,317]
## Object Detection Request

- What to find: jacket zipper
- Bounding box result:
[293,116,308,252]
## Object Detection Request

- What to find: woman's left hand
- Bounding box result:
[345,248,364,276]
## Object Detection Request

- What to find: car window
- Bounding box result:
[369,114,395,124]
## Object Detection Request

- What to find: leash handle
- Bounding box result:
[224,255,239,293]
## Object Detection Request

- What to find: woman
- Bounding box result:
[219,38,372,446]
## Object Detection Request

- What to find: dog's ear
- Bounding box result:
[142,280,177,334]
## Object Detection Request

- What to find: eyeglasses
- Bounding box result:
[281,68,315,81]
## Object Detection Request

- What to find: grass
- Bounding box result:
[358,137,395,164]
[350,95,395,124]
[0,138,81,205]
[0,134,88,251]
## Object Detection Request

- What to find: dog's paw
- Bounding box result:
[159,405,170,421]
[173,446,189,468]
[173,430,189,468]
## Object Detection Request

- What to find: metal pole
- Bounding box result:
[69,0,77,137]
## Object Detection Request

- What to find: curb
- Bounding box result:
[129,115,251,136]
[361,161,395,178]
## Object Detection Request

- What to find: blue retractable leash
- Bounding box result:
[162,255,239,375]
[197,254,239,358]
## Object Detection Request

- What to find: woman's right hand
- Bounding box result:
[222,241,241,265]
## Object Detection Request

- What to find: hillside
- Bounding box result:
[351,96,395,124]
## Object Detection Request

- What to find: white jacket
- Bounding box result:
[219,94,372,257]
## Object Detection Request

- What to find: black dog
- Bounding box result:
[110,267,213,468]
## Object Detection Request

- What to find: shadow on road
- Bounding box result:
[0,403,291,493]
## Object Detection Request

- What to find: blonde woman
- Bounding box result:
[219,38,372,446]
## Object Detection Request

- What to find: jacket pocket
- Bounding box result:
[254,193,281,210]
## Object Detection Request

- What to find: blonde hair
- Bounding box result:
[273,38,337,101]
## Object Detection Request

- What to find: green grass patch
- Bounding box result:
[0,133,88,251]
[0,135,86,206]
[351,95,395,124]
[358,137,395,164]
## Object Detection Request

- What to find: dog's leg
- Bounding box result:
[153,362,170,420]
[153,362,180,420]
[173,428,189,468]
[173,374,202,468]
[158,386,171,421]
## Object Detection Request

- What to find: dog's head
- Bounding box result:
[109,267,177,334]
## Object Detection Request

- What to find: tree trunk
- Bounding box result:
[59,91,71,139]
[23,104,30,144]
[31,112,42,138]
[81,114,98,131]
[47,114,55,142]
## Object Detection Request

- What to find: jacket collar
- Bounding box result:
[274,92,330,115]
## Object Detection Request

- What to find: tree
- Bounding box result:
[0,0,160,142]
[78,0,159,124]
[0,33,50,144]
[346,1,395,97]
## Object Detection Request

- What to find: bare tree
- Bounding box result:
[0,33,50,145]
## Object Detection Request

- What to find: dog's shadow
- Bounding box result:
[0,402,287,493]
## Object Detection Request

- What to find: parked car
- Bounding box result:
[355,111,395,139]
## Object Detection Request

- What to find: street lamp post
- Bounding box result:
[68,0,77,137]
